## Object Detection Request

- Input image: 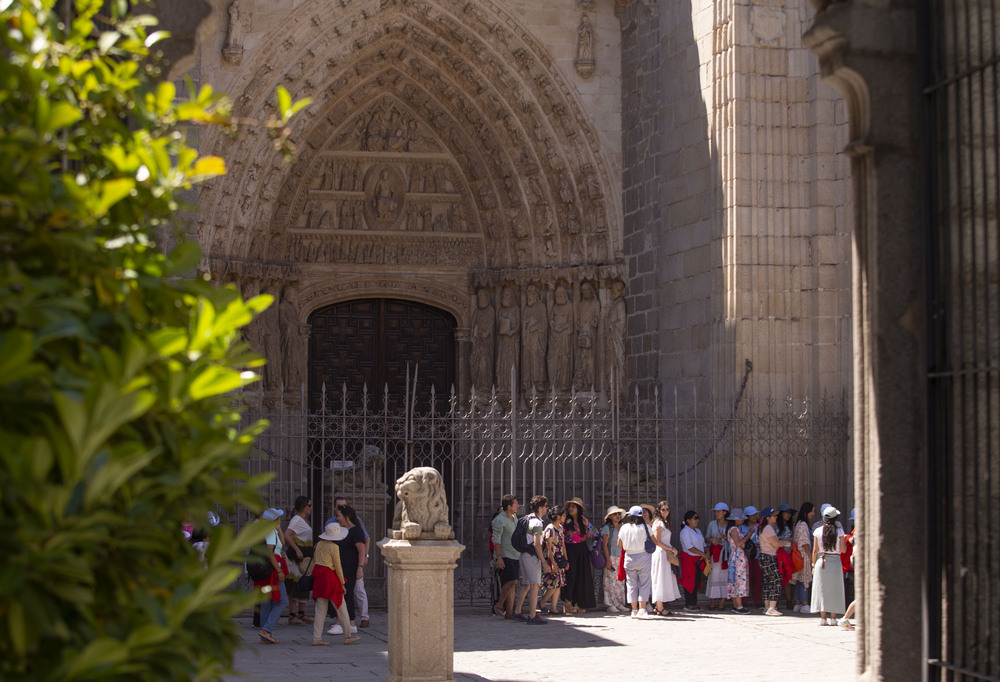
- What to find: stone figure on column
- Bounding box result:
[573,281,600,390]
[470,288,495,395]
[547,285,573,393]
[574,14,595,77]
[222,0,245,64]
[242,279,262,350]
[604,279,627,399]
[279,286,306,391]
[520,284,548,393]
[259,284,282,392]
[495,286,520,392]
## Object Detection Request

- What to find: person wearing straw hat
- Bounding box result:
[725,507,752,614]
[811,506,847,625]
[311,522,360,646]
[705,502,731,611]
[562,497,595,613]
[600,505,629,613]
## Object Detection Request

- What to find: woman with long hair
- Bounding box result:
[284,495,314,625]
[776,504,795,610]
[540,505,568,614]
[758,507,792,616]
[679,510,710,612]
[650,500,681,615]
[562,497,596,613]
[810,506,847,625]
[601,506,629,613]
[705,502,730,610]
[791,502,816,612]
[726,508,752,613]
[743,505,763,607]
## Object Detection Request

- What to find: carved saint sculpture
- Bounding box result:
[259,284,282,392]
[279,287,305,390]
[574,281,600,390]
[371,170,399,222]
[470,288,495,395]
[548,285,573,393]
[495,286,520,391]
[574,14,595,77]
[222,0,244,64]
[521,284,548,393]
[604,280,627,398]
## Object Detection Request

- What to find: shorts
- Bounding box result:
[519,552,542,585]
[499,557,519,584]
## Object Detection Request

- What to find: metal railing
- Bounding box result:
[229,380,850,608]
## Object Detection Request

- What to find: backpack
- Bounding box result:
[246,540,273,582]
[511,515,533,554]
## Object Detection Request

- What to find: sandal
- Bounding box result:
[344,635,361,645]
[297,612,313,623]
[259,630,280,644]
[288,614,304,625]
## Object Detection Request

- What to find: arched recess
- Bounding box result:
[196,0,622,272]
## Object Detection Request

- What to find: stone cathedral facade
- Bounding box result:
[189,0,853,416]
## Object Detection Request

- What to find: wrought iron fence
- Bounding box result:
[229,382,850,608]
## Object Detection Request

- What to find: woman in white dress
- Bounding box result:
[810,506,847,625]
[650,500,681,615]
[704,502,730,610]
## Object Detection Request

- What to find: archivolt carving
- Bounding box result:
[198,0,621,271]
[298,277,469,326]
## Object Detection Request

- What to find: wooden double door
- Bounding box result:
[307,298,456,413]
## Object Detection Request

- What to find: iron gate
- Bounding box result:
[924,0,1000,679]
[232,380,849,609]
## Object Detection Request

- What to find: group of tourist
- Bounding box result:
[491,495,857,629]
[247,495,372,645]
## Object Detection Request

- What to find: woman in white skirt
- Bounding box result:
[704,502,730,610]
[810,506,846,625]
[650,500,681,615]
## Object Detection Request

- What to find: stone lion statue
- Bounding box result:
[392,466,453,540]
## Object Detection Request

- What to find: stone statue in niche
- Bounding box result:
[604,279,627,399]
[279,287,306,390]
[548,285,573,393]
[364,166,404,229]
[470,288,495,395]
[521,284,548,393]
[222,0,245,64]
[259,283,282,392]
[574,281,600,390]
[495,286,520,391]
[371,170,399,221]
[574,14,595,78]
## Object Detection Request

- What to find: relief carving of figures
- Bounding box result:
[371,170,399,221]
[470,288,495,395]
[574,14,595,78]
[339,200,355,230]
[259,284,282,391]
[604,280,627,398]
[521,284,548,392]
[558,173,574,205]
[279,287,306,390]
[547,285,573,393]
[495,286,520,391]
[573,281,600,390]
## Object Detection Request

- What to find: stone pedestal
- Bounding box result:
[376,538,465,682]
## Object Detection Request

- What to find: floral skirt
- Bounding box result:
[603,554,628,610]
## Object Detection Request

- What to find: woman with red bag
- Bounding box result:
[311,522,360,646]
[791,502,816,612]
[679,510,710,612]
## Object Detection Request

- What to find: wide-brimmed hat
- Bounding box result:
[564,497,586,512]
[823,506,840,520]
[262,507,284,521]
[626,505,643,517]
[319,522,348,541]
[760,507,776,519]
[604,505,627,521]
[727,507,747,521]
[743,505,759,516]
[777,503,792,512]
[712,502,730,512]
[640,503,657,517]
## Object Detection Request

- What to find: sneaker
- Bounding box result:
[513,612,529,621]
[630,610,639,618]
[526,615,547,624]
[838,618,855,631]
[819,618,829,626]
[606,605,619,613]
[732,607,750,614]
[327,624,359,635]
[765,608,783,617]
[792,605,802,613]
[635,610,652,620]
[684,605,702,612]
[799,606,812,614]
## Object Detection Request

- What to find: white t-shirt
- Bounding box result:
[286,514,312,543]
[526,514,544,549]
[813,525,845,554]
[617,522,648,554]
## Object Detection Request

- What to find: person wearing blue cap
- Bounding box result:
[705,502,730,610]
[257,507,289,643]
[616,506,653,619]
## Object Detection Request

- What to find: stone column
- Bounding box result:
[376,538,465,682]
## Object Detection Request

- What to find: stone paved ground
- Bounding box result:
[227,602,857,681]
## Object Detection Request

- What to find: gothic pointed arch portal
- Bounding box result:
[198,0,626,404]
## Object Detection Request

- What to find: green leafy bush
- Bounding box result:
[0,1,306,679]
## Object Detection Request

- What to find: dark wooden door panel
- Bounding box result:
[308,299,455,412]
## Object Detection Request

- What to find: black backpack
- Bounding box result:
[511,515,533,554]
[246,540,273,582]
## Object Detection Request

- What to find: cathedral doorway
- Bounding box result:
[306,298,456,413]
